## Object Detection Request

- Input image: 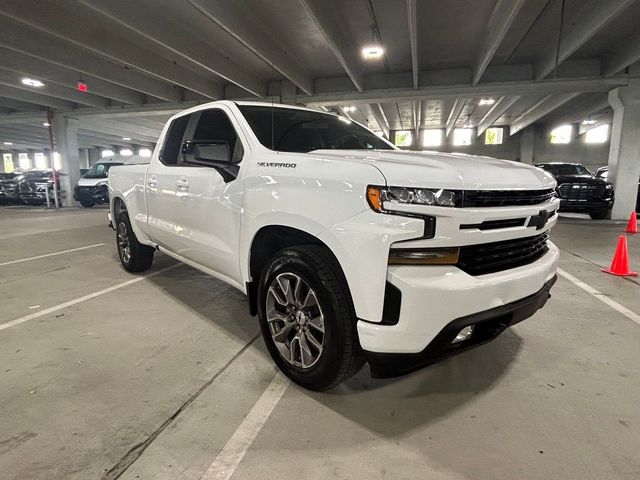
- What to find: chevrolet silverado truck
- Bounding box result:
[108,101,559,390]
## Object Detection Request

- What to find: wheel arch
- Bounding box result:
[246,225,351,316]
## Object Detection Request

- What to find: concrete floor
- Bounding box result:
[1,206,639,480]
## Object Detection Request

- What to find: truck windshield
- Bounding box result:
[538,164,591,176]
[238,105,394,153]
[84,163,122,179]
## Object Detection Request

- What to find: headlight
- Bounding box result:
[367,185,461,212]
[95,180,109,187]
[605,183,614,190]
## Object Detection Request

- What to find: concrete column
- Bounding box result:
[279,80,298,105]
[607,79,640,219]
[88,148,101,166]
[53,114,81,206]
[519,125,535,164]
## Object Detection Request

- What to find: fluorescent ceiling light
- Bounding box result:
[479,98,495,106]
[3,142,13,145]
[343,106,356,113]
[362,46,384,59]
[21,77,45,87]
[43,122,50,127]
[582,119,597,125]
[122,137,131,141]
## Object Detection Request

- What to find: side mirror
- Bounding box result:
[182,140,231,167]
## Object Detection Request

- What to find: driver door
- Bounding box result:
[167,107,246,286]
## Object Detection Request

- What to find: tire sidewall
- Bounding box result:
[257,250,348,390]
[116,212,135,269]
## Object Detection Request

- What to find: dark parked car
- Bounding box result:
[0,169,60,205]
[0,172,17,204]
[535,162,614,219]
[593,166,640,212]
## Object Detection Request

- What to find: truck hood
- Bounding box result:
[309,149,556,190]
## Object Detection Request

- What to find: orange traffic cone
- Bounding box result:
[625,212,638,234]
[602,235,637,276]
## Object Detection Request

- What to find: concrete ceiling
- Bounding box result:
[0,0,639,149]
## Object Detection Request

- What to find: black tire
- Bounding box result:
[257,245,364,391]
[589,210,608,220]
[80,201,94,208]
[115,211,154,272]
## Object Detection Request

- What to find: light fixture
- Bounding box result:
[582,119,597,125]
[362,46,384,59]
[479,98,495,106]
[122,137,131,141]
[343,106,356,113]
[43,122,50,127]
[21,77,45,88]
[3,142,13,145]
[119,148,133,156]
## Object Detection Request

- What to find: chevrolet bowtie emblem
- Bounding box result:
[528,209,550,230]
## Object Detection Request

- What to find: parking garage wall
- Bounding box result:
[401,125,609,171]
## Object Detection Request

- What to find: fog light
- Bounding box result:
[452,325,474,344]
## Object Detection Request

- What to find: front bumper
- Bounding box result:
[365,274,557,377]
[74,185,109,203]
[559,198,613,212]
[357,241,559,354]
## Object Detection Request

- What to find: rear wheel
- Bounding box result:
[257,245,364,391]
[116,212,154,272]
[589,210,609,220]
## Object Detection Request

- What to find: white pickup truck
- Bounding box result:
[109,101,559,390]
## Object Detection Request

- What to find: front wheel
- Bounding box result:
[115,212,154,272]
[257,245,364,391]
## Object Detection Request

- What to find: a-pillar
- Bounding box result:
[519,125,535,164]
[607,78,640,219]
[52,114,81,206]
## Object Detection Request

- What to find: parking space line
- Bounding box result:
[0,264,179,332]
[199,373,290,480]
[0,243,106,266]
[558,268,640,326]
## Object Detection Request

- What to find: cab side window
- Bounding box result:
[160,115,190,165]
[191,109,244,164]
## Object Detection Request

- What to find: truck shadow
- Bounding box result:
[302,330,522,436]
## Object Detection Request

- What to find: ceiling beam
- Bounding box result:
[0,97,45,112]
[445,99,465,137]
[301,76,627,106]
[476,95,520,135]
[78,119,162,138]
[76,123,160,143]
[186,0,313,95]
[472,0,527,84]
[407,0,419,88]
[369,103,390,138]
[0,85,75,110]
[77,0,264,97]
[603,27,640,77]
[510,93,580,135]
[0,47,144,105]
[299,0,363,91]
[0,19,179,102]
[535,0,635,80]
[0,69,109,108]
[0,3,222,99]
[548,93,609,129]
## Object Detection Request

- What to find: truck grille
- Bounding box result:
[557,183,606,200]
[457,233,549,276]
[462,189,555,207]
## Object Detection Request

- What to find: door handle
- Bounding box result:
[147,176,157,188]
[176,177,189,190]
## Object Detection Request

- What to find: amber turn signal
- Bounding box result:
[367,186,384,212]
[388,248,460,265]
